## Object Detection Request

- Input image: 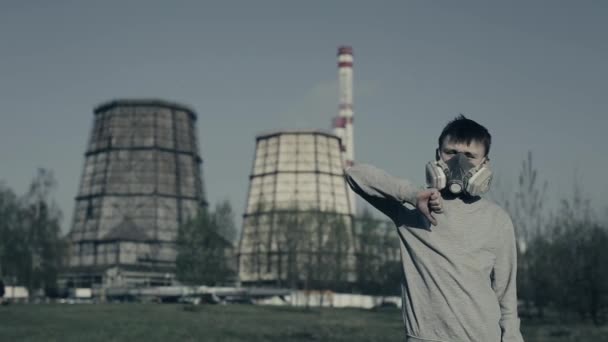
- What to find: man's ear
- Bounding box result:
[435,148,440,161]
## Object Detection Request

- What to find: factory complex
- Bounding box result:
[56,47,400,302]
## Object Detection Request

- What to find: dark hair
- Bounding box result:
[438,114,491,156]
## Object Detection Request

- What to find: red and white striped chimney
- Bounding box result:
[333,45,356,215]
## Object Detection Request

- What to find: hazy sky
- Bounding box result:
[1,0,606,233]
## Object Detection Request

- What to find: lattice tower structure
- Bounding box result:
[64,99,206,288]
[237,130,356,288]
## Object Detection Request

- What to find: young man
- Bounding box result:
[345,115,524,342]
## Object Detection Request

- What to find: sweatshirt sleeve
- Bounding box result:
[492,213,524,342]
[344,163,421,223]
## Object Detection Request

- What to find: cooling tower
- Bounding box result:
[63,99,206,288]
[237,130,355,288]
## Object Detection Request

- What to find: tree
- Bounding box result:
[545,185,608,324]
[0,170,67,299]
[213,199,237,245]
[0,183,20,282]
[355,208,383,294]
[490,151,608,323]
[241,200,270,283]
[273,203,311,289]
[324,213,351,292]
[351,208,404,296]
[502,151,549,317]
[21,169,66,297]
[378,220,402,296]
[175,207,236,286]
[238,199,359,295]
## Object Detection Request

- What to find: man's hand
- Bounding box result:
[416,188,443,226]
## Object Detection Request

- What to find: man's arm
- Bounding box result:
[344,163,422,224]
[492,214,524,342]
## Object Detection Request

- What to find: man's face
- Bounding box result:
[439,136,486,167]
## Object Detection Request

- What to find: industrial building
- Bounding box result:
[63,99,207,288]
[237,130,356,287]
[237,47,359,288]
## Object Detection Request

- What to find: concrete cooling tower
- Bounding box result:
[238,130,355,287]
[63,99,206,288]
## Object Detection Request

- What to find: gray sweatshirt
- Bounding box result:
[345,163,523,342]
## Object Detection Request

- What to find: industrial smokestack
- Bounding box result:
[333,45,356,215]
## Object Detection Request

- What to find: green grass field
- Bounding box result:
[1,304,607,342]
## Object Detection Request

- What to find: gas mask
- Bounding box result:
[425,152,493,197]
